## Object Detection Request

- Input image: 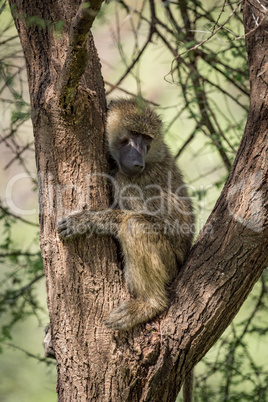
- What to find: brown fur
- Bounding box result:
[58,98,195,330]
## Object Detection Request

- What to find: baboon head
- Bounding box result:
[106,98,165,177]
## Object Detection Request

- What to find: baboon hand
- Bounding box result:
[57,212,92,240]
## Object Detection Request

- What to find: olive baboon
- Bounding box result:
[58,97,194,330]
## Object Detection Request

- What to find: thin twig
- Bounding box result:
[4,142,33,170]
[4,274,44,300]
[106,26,156,95]
[175,128,198,159]
[176,2,242,59]
[6,343,54,364]
[0,205,39,227]
[0,251,40,257]
[105,82,159,106]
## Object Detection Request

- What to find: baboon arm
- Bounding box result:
[57,209,181,240]
[58,209,125,238]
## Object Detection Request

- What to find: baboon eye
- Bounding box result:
[143,134,152,141]
[131,131,152,141]
[119,137,129,145]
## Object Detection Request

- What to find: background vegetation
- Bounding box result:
[0,0,267,401]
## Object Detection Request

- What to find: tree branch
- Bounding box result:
[0,205,39,227]
[58,0,104,108]
[6,343,55,364]
[137,3,268,397]
[106,14,156,96]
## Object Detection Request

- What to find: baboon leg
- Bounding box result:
[105,217,177,330]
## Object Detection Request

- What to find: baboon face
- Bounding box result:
[115,130,153,177]
[107,98,163,177]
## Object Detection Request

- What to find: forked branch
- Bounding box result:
[58,0,104,108]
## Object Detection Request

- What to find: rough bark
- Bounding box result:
[9,0,268,401]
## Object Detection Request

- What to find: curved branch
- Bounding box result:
[58,0,104,107]
[136,3,268,398]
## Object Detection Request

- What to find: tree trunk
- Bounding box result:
[9,0,268,401]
